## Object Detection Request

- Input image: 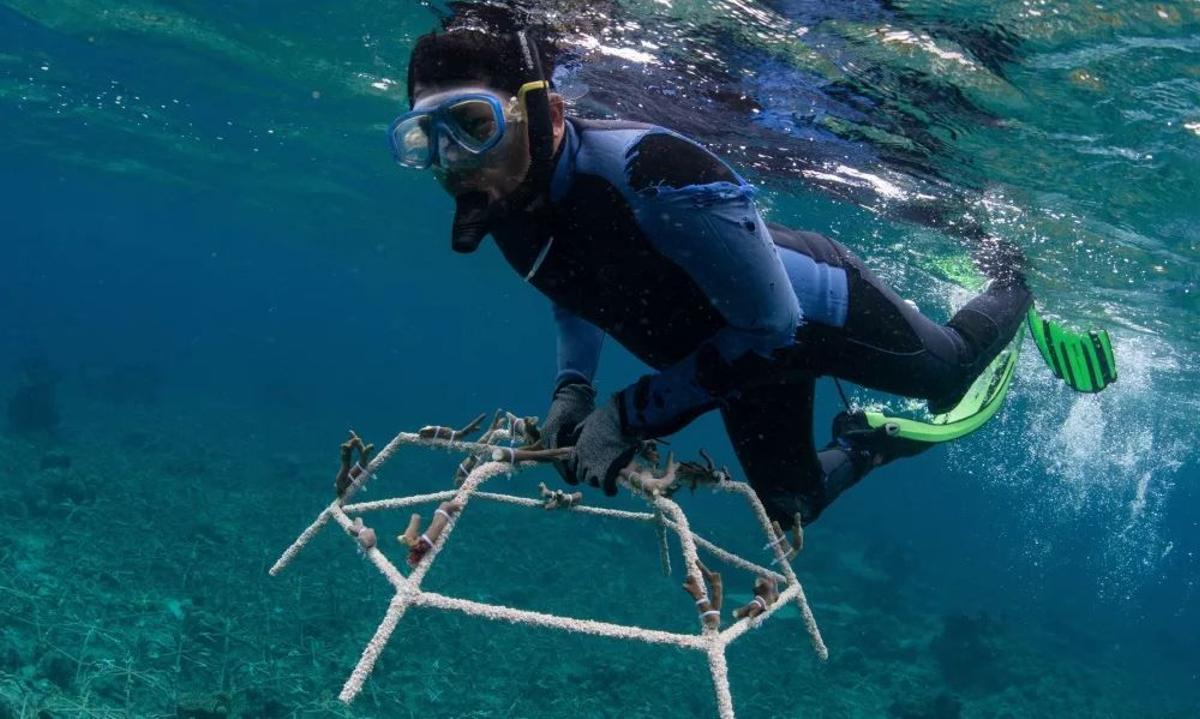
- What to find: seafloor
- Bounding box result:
[0,382,1191,719]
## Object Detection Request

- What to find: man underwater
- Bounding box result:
[391,25,1033,530]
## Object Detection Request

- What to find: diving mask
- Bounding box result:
[388,83,546,170]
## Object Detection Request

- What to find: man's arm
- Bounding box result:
[541,303,605,484]
[617,131,802,438]
[552,302,605,391]
[619,325,781,437]
[565,131,802,493]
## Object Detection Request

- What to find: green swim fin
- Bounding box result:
[1026,306,1116,393]
[862,331,1022,444]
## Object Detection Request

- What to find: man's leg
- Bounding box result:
[794,243,1033,409]
[722,238,1033,529]
[720,377,877,528]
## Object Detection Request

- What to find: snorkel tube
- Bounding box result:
[450,31,555,253]
[449,192,493,254]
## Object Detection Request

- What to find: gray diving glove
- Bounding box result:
[564,394,641,496]
[541,381,597,484]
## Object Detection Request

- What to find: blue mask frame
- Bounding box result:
[388,93,510,170]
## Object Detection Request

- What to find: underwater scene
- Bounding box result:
[1,1,1198,717]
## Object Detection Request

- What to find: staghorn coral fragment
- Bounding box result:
[764,519,803,563]
[454,454,478,487]
[398,513,422,547]
[697,559,723,611]
[623,452,680,496]
[734,576,779,619]
[490,445,572,465]
[682,571,706,601]
[453,412,503,485]
[346,517,377,551]
[453,410,548,486]
[677,448,731,493]
[335,431,374,498]
[357,527,377,550]
[538,482,582,510]
[504,412,541,444]
[403,500,462,567]
[682,559,722,630]
[481,408,507,440]
[623,447,730,498]
[418,412,488,441]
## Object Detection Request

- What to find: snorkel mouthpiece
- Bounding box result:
[451,191,493,253]
[433,30,556,254]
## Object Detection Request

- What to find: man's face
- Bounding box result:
[410,82,532,202]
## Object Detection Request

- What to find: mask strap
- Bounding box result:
[517,30,538,74]
[515,32,555,190]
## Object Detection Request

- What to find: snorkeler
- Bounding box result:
[390,21,1040,530]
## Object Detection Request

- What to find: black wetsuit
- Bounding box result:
[489,117,1032,526]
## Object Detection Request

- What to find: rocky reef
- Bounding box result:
[5,356,62,436]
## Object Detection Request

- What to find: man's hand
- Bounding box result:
[565,395,641,496]
[541,381,596,484]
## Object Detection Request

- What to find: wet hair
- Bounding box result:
[406,3,557,107]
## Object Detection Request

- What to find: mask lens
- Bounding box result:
[391,115,433,168]
[446,99,502,151]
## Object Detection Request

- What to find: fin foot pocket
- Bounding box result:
[862,329,1022,445]
[831,411,932,468]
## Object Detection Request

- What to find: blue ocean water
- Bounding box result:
[1,1,1197,717]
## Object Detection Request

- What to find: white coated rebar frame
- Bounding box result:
[270,426,828,719]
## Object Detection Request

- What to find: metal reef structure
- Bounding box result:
[270,411,828,719]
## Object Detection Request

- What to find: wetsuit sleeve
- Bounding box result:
[619,326,779,437]
[553,302,605,391]
[617,132,802,437]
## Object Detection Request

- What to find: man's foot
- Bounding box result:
[751,412,934,531]
[831,410,932,468]
[926,389,967,416]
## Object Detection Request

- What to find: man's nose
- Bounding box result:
[437,136,469,167]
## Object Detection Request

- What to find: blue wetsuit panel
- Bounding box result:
[492,118,845,437]
[778,245,849,328]
[553,302,605,390]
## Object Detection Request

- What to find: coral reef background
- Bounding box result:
[0,382,1194,717]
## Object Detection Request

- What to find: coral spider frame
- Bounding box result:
[270,411,827,719]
